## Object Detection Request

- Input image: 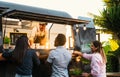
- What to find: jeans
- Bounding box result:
[15,73,32,77]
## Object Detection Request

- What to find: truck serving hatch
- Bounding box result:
[0,1,90,48]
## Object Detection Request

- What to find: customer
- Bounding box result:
[73,41,107,77]
[29,22,48,48]
[0,35,40,77]
[47,33,72,77]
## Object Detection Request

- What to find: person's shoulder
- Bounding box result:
[49,49,56,55]
[26,49,37,57]
[92,53,101,59]
[64,49,71,54]
[50,49,55,53]
[27,49,36,53]
[94,53,100,56]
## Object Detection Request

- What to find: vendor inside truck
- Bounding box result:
[29,22,48,49]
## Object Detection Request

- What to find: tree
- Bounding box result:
[93,0,120,39]
[92,0,120,72]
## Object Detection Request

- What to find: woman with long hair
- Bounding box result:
[1,35,40,77]
[73,41,107,77]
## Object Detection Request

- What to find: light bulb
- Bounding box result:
[76,28,79,32]
[83,25,87,30]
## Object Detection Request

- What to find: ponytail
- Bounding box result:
[100,48,107,64]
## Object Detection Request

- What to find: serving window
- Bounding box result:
[2,18,74,49]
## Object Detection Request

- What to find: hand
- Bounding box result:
[36,51,40,57]
[73,51,82,56]
[82,72,90,77]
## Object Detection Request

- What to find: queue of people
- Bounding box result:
[0,24,107,77]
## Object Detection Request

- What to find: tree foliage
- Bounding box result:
[93,0,120,39]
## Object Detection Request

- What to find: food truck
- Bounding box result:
[0,1,93,77]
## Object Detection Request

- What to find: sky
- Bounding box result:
[0,0,104,18]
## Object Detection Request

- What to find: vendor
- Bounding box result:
[29,22,48,48]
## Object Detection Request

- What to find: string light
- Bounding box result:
[83,24,86,30]
[76,25,79,32]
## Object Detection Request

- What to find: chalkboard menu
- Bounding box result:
[10,32,27,45]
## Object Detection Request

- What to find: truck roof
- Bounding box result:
[0,1,89,25]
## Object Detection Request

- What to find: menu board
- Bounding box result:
[10,32,27,45]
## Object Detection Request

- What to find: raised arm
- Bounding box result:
[73,51,83,56]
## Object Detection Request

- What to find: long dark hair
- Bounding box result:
[92,41,102,53]
[12,35,30,64]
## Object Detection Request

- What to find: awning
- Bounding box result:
[0,1,89,25]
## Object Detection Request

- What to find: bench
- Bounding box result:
[107,72,120,77]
